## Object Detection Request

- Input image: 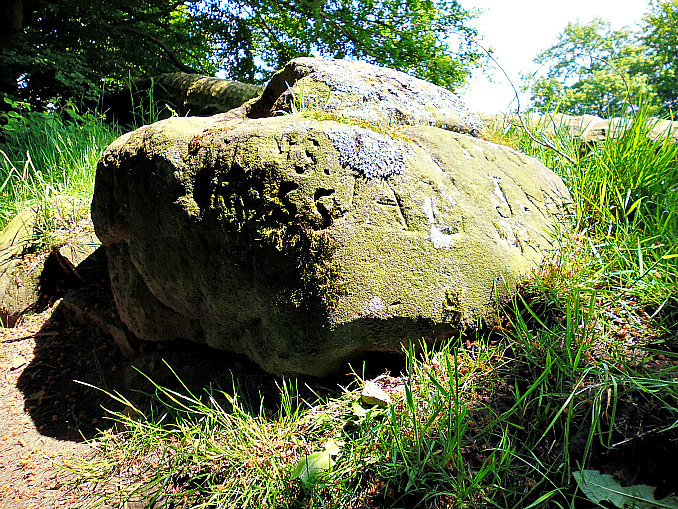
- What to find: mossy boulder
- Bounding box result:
[92,58,572,377]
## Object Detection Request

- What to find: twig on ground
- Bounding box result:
[1,331,59,343]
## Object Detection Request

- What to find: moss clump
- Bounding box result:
[442,288,462,326]
[206,170,344,313]
[307,111,414,143]
[258,215,345,312]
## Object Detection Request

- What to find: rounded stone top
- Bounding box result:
[247,57,484,135]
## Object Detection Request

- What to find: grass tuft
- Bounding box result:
[0,101,121,239]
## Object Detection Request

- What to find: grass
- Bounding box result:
[0,101,122,236]
[3,100,678,507]
[68,316,677,508]
[0,88,171,244]
[504,107,678,334]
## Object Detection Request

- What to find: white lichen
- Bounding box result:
[489,175,511,210]
[423,197,436,224]
[327,126,411,179]
[430,225,455,249]
[423,197,455,249]
[368,296,386,313]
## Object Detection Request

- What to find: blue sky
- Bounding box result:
[458,0,650,113]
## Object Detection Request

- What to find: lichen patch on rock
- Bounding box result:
[326,125,411,179]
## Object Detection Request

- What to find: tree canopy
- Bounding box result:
[525,0,678,116]
[643,0,678,112]
[0,0,482,108]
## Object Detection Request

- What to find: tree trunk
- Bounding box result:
[104,72,265,125]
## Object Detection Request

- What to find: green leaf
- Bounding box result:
[351,401,386,421]
[291,441,341,486]
[573,470,678,509]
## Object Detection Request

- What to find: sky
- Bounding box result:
[458,0,650,113]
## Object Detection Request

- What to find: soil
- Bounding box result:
[0,306,111,508]
[0,239,407,508]
[0,294,304,508]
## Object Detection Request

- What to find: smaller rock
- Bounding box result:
[1,203,100,326]
[1,208,38,326]
[249,57,485,134]
[361,380,392,407]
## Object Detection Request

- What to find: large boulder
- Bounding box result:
[92,58,572,377]
[245,57,485,134]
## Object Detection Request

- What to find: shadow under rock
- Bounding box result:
[14,247,281,442]
[15,247,411,443]
[15,246,129,441]
[16,303,128,441]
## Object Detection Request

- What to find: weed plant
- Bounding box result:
[503,107,678,333]
[0,85,171,238]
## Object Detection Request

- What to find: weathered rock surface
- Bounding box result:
[92,58,572,377]
[482,112,678,146]
[0,209,38,326]
[246,57,485,134]
[104,72,265,124]
[0,205,100,326]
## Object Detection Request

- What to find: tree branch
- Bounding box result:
[106,23,198,74]
[467,39,578,164]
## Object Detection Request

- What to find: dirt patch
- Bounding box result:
[0,238,407,508]
[0,297,330,507]
[0,307,109,508]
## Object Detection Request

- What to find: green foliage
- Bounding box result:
[526,1,678,116]
[643,0,678,112]
[291,440,341,486]
[227,0,482,88]
[0,0,218,107]
[525,18,657,116]
[0,98,120,231]
[497,106,678,328]
[0,0,482,109]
